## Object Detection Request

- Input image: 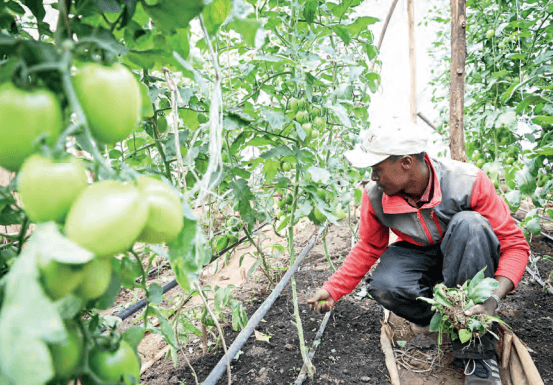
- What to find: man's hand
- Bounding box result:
[307,289,335,313]
[464,296,498,317]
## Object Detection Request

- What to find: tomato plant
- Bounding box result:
[17,155,88,223]
[0,83,63,171]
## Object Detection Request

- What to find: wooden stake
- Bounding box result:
[449,0,467,161]
[408,0,417,123]
[376,0,400,51]
[380,323,401,385]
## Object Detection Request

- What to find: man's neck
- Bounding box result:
[402,162,431,204]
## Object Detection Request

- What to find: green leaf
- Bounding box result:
[345,16,379,37]
[120,254,143,289]
[332,25,350,45]
[123,326,145,351]
[0,241,65,385]
[515,166,537,195]
[34,223,94,265]
[153,308,180,349]
[147,283,163,304]
[180,109,200,131]
[429,312,442,332]
[504,190,522,212]
[459,328,472,344]
[526,217,542,235]
[169,216,205,293]
[229,18,265,48]
[263,108,289,130]
[325,103,351,127]
[467,268,486,295]
[532,116,553,127]
[307,166,330,184]
[143,0,205,30]
[303,0,317,24]
[202,0,231,35]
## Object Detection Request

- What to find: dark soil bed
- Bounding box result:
[140,225,553,385]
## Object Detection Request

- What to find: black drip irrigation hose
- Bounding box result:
[294,310,332,385]
[202,225,327,385]
[104,221,269,330]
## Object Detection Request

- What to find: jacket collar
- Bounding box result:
[381,154,443,214]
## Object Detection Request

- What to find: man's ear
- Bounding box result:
[400,155,414,170]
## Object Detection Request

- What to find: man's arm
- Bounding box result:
[470,171,530,289]
[320,188,389,302]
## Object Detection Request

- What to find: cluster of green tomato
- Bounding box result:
[289,97,327,141]
[0,62,142,172]
[0,62,185,383]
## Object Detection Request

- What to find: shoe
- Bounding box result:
[464,357,502,384]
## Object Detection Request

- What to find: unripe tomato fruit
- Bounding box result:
[281,161,292,172]
[65,180,148,256]
[311,106,323,117]
[290,98,301,114]
[312,129,320,139]
[72,63,141,145]
[38,254,86,300]
[48,321,84,380]
[295,110,309,124]
[302,123,313,139]
[88,340,140,383]
[18,155,88,223]
[0,83,63,171]
[76,257,112,300]
[313,116,326,130]
[136,176,183,244]
[486,29,495,39]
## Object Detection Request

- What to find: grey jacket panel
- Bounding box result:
[367,157,480,246]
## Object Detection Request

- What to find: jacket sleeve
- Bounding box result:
[470,171,530,288]
[322,188,389,301]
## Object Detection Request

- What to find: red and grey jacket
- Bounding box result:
[323,155,530,302]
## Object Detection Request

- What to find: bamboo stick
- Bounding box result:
[407,0,417,123]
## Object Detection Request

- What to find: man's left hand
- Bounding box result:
[465,296,498,317]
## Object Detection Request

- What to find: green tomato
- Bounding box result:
[89,340,140,383]
[295,110,309,124]
[0,83,63,171]
[65,180,148,256]
[38,256,86,301]
[73,63,141,145]
[311,106,323,117]
[486,29,495,39]
[476,159,486,169]
[317,190,326,201]
[302,123,313,140]
[18,155,88,223]
[313,116,326,130]
[505,157,515,165]
[48,321,84,380]
[76,257,112,300]
[290,98,301,114]
[312,129,320,139]
[281,161,292,172]
[136,176,183,244]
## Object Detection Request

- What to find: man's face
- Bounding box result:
[370,157,410,197]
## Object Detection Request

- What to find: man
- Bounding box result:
[307,118,529,385]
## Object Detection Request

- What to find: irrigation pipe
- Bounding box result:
[294,310,332,385]
[201,225,327,385]
[104,221,269,330]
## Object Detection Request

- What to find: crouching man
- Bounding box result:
[308,118,529,385]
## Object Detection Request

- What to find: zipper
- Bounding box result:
[416,210,435,245]
[430,210,444,239]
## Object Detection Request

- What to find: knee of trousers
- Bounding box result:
[367,273,422,309]
[448,210,491,232]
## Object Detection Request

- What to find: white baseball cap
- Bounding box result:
[344,117,429,168]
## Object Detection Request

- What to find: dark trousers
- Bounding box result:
[366,211,501,326]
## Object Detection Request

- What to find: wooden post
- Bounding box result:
[449,0,467,161]
[408,0,416,123]
[369,0,400,71]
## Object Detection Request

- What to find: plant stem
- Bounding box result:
[322,230,337,273]
[288,165,314,378]
[131,250,150,331]
[16,217,28,254]
[195,282,232,385]
[243,225,275,287]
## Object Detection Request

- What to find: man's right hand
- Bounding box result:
[307,289,335,313]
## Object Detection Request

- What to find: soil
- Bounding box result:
[135,220,553,385]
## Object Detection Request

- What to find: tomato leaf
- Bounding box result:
[202,0,232,35]
[123,326,145,351]
[459,328,472,344]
